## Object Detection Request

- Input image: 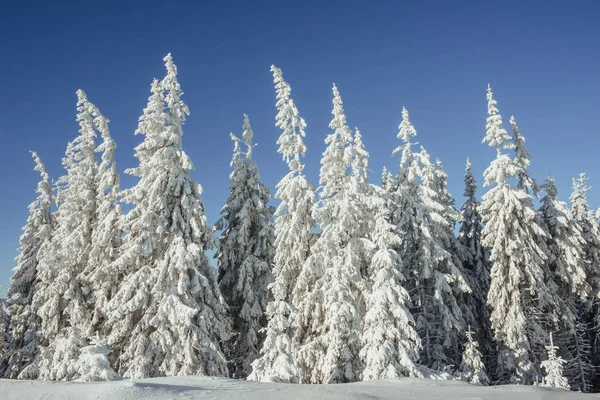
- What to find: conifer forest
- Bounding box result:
[2,54,600,394]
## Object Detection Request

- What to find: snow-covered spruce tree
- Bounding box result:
[35,90,100,381]
[413,148,469,371]
[75,335,119,382]
[357,130,421,381]
[569,174,600,391]
[460,326,490,385]
[480,85,553,384]
[510,116,539,197]
[385,109,429,368]
[541,333,570,390]
[539,176,594,391]
[295,84,361,384]
[105,54,229,378]
[0,152,54,379]
[457,158,495,377]
[249,66,315,383]
[385,108,467,372]
[570,174,600,301]
[216,115,274,378]
[82,108,122,335]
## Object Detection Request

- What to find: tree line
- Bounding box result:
[0,55,598,392]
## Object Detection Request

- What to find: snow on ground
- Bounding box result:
[0,376,596,400]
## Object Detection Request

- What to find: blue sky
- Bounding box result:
[1,0,599,296]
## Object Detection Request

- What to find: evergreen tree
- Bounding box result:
[570,174,600,300]
[295,85,361,383]
[541,333,570,390]
[387,108,467,371]
[480,85,552,384]
[359,131,421,380]
[458,158,495,377]
[83,108,122,335]
[569,174,600,391]
[460,326,490,385]
[249,65,315,383]
[105,54,229,378]
[216,115,274,378]
[74,335,119,382]
[1,152,54,379]
[35,90,100,380]
[414,149,469,370]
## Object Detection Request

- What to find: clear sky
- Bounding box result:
[1,0,599,296]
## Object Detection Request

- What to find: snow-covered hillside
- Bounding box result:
[0,376,593,400]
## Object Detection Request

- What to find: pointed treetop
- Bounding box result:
[76,89,87,103]
[242,114,254,159]
[271,65,307,173]
[570,173,591,220]
[541,176,558,199]
[163,53,176,76]
[483,85,512,153]
[31,151,49,182]
[329,84,352,144]
[397,107,417,143]
[351,127,368,183]
[463,157,477,199]
[465,325,475,342]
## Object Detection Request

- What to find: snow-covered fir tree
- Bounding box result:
[570,174,600,300]
[75,335,119,382]
[539,176,594,390]
[249,66,316,383]
[386,108,467,372]
[480,85,553,384]
[216,115,274,378]
[541,333,570,390]
[295,85,362,383]
[413,148,469,370]
[457,158,495,377]
[34,90,100,381]
[569,173,600,391]
[460,326,490,385]
[357,130,421,381]
[82,108,122,336]
[105,54,229,378]
[0,152,54,379]
[510,116,539,197]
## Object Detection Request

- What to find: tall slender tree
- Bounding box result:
[569,173,600,390]
[295,85,361,383]
[105,54,229,378]
[414,148,469,370]
[387,108,467,371]
[357,130,421,380]
[480,85,552,384]
[0,152,54,379]
[249,66,316,383]
[216,115,274,378]
[81,104,122,336]
[458,158,495,377]
[539,176,593,391]
[35,90,100,381]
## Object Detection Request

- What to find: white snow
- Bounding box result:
[0,375,591,400]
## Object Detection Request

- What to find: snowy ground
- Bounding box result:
[0,376,595,400]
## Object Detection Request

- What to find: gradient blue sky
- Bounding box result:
[1,0,599,296]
